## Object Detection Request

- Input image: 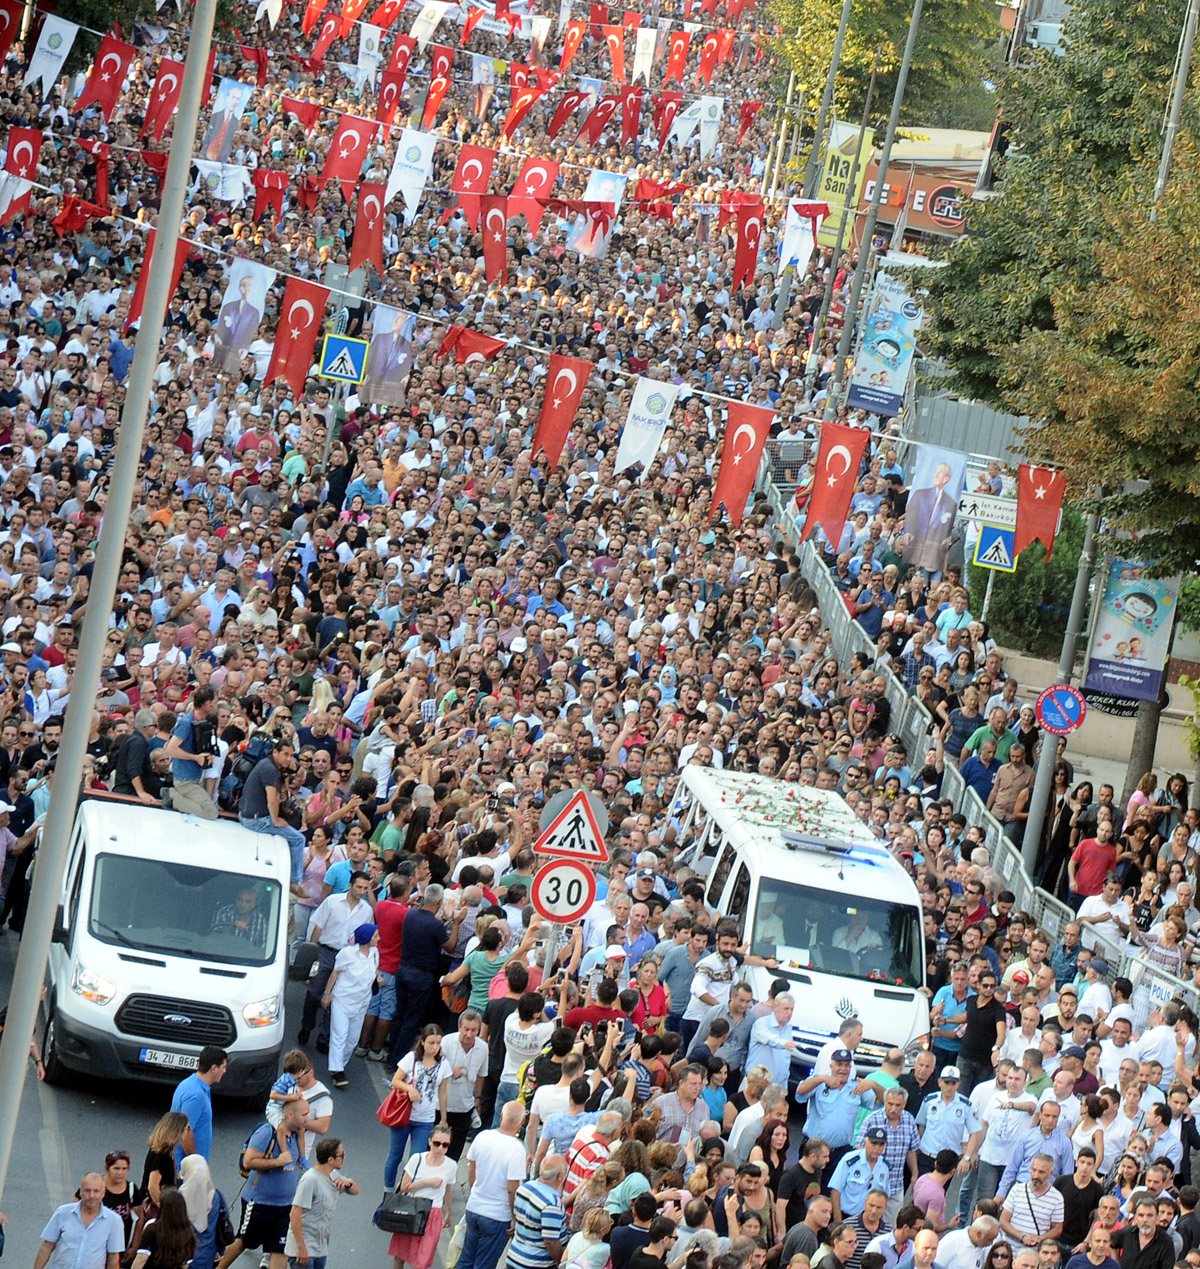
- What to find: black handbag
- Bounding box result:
[216,1193,236,1247]
[373,1154,434,1235]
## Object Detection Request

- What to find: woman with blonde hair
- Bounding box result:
[564,1206,613,1269]
[567,1160,624,1231]
[136,1112,189,1207]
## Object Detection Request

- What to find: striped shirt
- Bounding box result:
[563,1135,611,1198]
[848,1214,891,1269]
[1001,1181,1064,1244]
[508,1179,567,1269]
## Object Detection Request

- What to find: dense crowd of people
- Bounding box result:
[7,0,1200,1268]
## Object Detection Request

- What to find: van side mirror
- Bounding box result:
[51,904,67,944]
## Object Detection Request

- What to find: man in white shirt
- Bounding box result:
[462,1101,528,1269]
[1098,1016,1137,1085]
[977,1065,1037,1201]
[1077,876,1131,943]
[936,1216,1000,1269]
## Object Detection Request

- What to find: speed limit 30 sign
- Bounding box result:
[531,859,596,924]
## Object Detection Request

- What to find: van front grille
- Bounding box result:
[115,995,236,1047]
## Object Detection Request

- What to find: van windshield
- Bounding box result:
[89,854,281,967]
[750,879,923,989]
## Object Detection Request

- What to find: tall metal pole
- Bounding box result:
[0,0,220,1201]
[768,65,799,202]
[802,55,877,399]
[824,0,923,419]
[802,0,855,197]
[1021,509,1100,873]
[1153,0,1200,214]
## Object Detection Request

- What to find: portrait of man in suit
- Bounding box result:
[201,80,248,164]
[360,307,413,408]
[902,459,960,576]
[211,273,262,374]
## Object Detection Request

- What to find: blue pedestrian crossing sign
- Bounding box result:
[973,523,1018,573]
[319,334,368,384]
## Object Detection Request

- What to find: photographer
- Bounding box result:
[162,684,220,819]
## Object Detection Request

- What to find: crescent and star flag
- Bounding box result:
[310,13,341,62]
[615,377,681,472]
[282,96,322,130]
[739,100,762,142]
[339,0,369,37]
[655,91,682,152]
[430,43,453,78]
[445,142,495,228]
[2,127,41,222]
[73,36,135,121]
[265,278,330,398]
[632,25,655,82]
[436,325,507,363]
[799,421,870,544]
[709,401,775,526]
[388,33,416,75]
[251,168,288,221]
[302,0,328,34]
[696,30,720,84]
[532,354,592,469]
[377,70,404,124]
[480,194,509,283]
[510,62,530,90]
[716,27,736,61]
[548,89,589,139]
[602,25,626,83]
[560,20,585,70]
[349,181,386,275]
[509,156,559,231]
[422,73,451,129]
[0,0,23,62]
[370,0,406,27]
[461,7,485,42]
[664,30,690,84]
[321,114,377,201]
[620,84,642,146]
[52,195,107,236]
[732,196,764,291]
[125,229,191,332]
[500,85,544,139]
[1015,464,1066,561]
[578,94,619,145]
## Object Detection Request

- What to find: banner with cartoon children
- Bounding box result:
[1084,559,1178,702]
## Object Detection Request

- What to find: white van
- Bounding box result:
[43,796,291,1099]
[676,767,930,1072]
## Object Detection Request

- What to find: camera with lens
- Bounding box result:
[191,718,221,764]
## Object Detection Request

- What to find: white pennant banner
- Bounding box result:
[356,23,383,88]
[616,377,681,472]
[632,26,656,85]
[779,199,825,270]
[24,16,78,98]
[698,95,724,159]
[192,159,253,206]
[409,0,451,49]
[385,127,436,224]
[668,98,704,147]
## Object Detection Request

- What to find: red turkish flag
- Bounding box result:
[601,25,625,83]
[142,58,184,139]
[0,0,22,63]
[77,138,110,203]
[664,30,690,84]
[461,7,485,43]
[696,31,720,84]
[370,0,406,27]
[339,0,370,36]
[320,114,377,202]
[588,2,609,35]
[620,84,642,145]
[140,149,167,185]
[297,175,325,212]
[578,94,619,145]
[52,196,107,237]
[251,169,288,222]
[430,42,453,78]
[436,325,507,363]
[74,36,135,122]
[533,354,592,470]
[310,13,341,62]
[510,62,530,90]
[125,229,191,333]
[500,85,544,139]
[717,27,735,61]
[731,197,764,291]
[349,181,386,276]
[798,421,870,544]
[265,278,330,399]
[655,91,682,153]
[709,402,775,525]
[479,194,509,284]
[388,33,416,74]
[507,158,558,234]
[282,96,323,130]
[738,100,763,143]
[548,89,588,139]
[302,0,328,34]
[560,20,585,71]
[5,127,42,180]
[240,44,270,88]
[623,9,641,28]
[444,143,495,228]
[1015,464,1066,561]
[377,71,404,125]
[422,75,451,129]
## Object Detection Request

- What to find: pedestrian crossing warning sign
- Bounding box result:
[973,523,1019,573]
[318,334,368,383]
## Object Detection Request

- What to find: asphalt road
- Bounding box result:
[0,938,462,1267]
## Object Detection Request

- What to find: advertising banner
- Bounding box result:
[816,121,873,248]
[845,271,921,417]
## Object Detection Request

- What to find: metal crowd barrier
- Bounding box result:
[757,462,1197,1016]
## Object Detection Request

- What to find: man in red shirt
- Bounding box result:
[1068,821,1117,909]
[358,871,411,1060]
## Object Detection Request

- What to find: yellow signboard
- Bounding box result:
[817,122,875,247]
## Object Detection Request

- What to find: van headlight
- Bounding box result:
[71,963,116,1004]
[243,995,281,1027]
[905,1034,931,1062]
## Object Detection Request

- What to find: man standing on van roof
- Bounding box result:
[169,1046,227,1161]
[238,738,308,898]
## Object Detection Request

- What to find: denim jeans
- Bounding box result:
[491,1081,519,1128]
[288,1259,326,1269]
[459,1210,511,1269]
[384,1120,433,1188]
[240,814,305,883]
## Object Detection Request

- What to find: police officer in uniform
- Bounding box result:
[915,1065,985,1219]
[795,1048,878,1176]
[829,1126,891,1220]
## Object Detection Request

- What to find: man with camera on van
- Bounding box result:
[239,738,308,898]
[162,685,220,820]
